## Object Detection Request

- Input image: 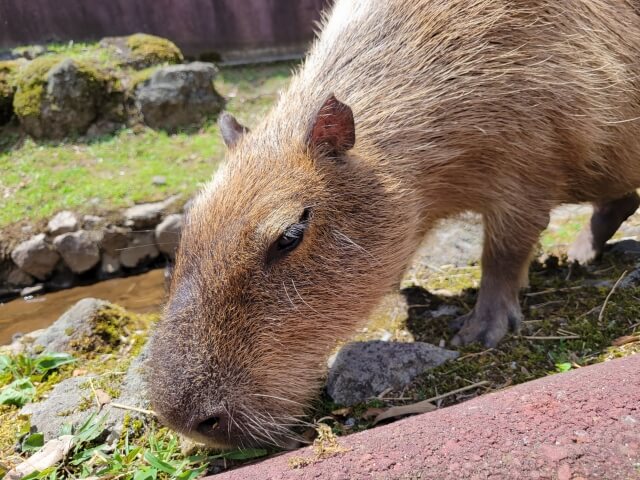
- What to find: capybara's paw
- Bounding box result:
[567,229,599,265]
[450,307,522,348]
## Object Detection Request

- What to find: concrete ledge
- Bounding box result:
[211,354,640,479]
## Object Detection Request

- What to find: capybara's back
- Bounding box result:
[148,0,640,448]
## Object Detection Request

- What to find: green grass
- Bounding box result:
[0,61,296,229]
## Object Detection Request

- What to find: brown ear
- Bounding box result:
[219,112,249,148]
[307,94,355,158]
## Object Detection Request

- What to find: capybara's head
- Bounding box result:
[147,95,418,448]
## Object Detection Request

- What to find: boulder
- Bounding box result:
[100,33,183,70]
[155,213,183,257]
[326,341,459,405]
[11,234,60,280]
[13,57,110,139]
[120,232,159,268]
[53,230,100,274]
[47,210,79,236]
[100,226,129,256]
[32,298,109,353]
[123,195,179,228]
[135,62,224,131]
[21,344,150,443]
[6,267,34,288]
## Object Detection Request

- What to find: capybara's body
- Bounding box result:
[148,0,640,447]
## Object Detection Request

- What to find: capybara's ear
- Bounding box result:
[219,112,249,148]
[307,94,355,158]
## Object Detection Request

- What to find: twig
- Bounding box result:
[110,403,156,416]
[525,286,584,297]
[520,335,581,341]
[88,378,100,409]
[598,270,628,322]
[422,381,489,404]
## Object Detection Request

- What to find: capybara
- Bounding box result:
[148,0,640,448]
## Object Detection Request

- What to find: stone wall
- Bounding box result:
[0,0,330,63]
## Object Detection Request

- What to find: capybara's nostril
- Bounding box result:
[196,416,221,437]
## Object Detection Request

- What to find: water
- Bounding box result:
[0,269,166,345]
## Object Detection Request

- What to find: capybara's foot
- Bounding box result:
[450,303,522,348]
[569,192,640,264]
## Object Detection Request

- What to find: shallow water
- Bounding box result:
[0,269,166,345]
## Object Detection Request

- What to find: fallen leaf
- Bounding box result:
[95,389,111,406]
[331,407,352,417]
[361,407,386,420]
[373,400,436,425]
[612,335,639,347]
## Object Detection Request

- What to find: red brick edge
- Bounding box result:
[210,354,640,479]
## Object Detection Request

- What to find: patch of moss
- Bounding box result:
[0,405,30,469]
[0,60,20,122]
[129,66,160,90]
[69,305,151,356]
[126,34,183,68]
[13,56,111,120]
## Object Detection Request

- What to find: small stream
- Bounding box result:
[0,269,167,345]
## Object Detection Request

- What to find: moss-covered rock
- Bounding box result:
[127,34,183,67]
[0,60,20,125]
[101,33,183,70]
[13,57,113,139]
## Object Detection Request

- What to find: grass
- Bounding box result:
[0,60,296,230]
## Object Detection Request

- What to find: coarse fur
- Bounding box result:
[148,0,640,448]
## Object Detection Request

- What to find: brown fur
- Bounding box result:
[148,0,640,448]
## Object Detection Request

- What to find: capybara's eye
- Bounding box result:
[267,208,311,262]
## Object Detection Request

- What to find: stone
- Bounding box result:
[20,344,150,443]
[6,267,34,288]
[11,234,60,280]
[32,298,109,353]
[608,239,640,258]
[100,226,129,256]
[100,34,183,70]
[100,254,121,276]
[53,230,100,274]
[120,232,159,268]
[621,263,640,289]
[123,195,179,229]
[135,62,225,132]
[47,210,79,236]
[326,340,459,405]
[20,284,44,297]
[47,265,75,290]
[82,215,104,229]
[155,213,183,257]
[14,57,110,140]
[85,119,122,138]
[152,175,166,186]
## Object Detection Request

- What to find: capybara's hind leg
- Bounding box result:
[568,192,640,264]
[451,210,549,348]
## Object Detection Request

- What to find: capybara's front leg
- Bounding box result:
[451,210,549,348]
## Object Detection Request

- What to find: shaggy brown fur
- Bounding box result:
[148,0,640,448]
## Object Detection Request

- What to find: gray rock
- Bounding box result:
[6,267,34,288]
[155,213,183,257]
[53,230,100,274]
[11,234,60,280]
[152,176,166,186]
[47,211,79,236]
[82,215,104,229]
[100,226,129,256]
[123,195,179,229]
[326,341,459,405]
[33,298,109,353]
[135,62,224,131]
[100,254,121,276]
[20,345,151,442]
[85,120,122,138]
[621,263,640,289]
[608,239,640,257]
[18,59,108,140]
[120,232,159,268]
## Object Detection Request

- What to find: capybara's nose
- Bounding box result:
[195,415,222,438]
